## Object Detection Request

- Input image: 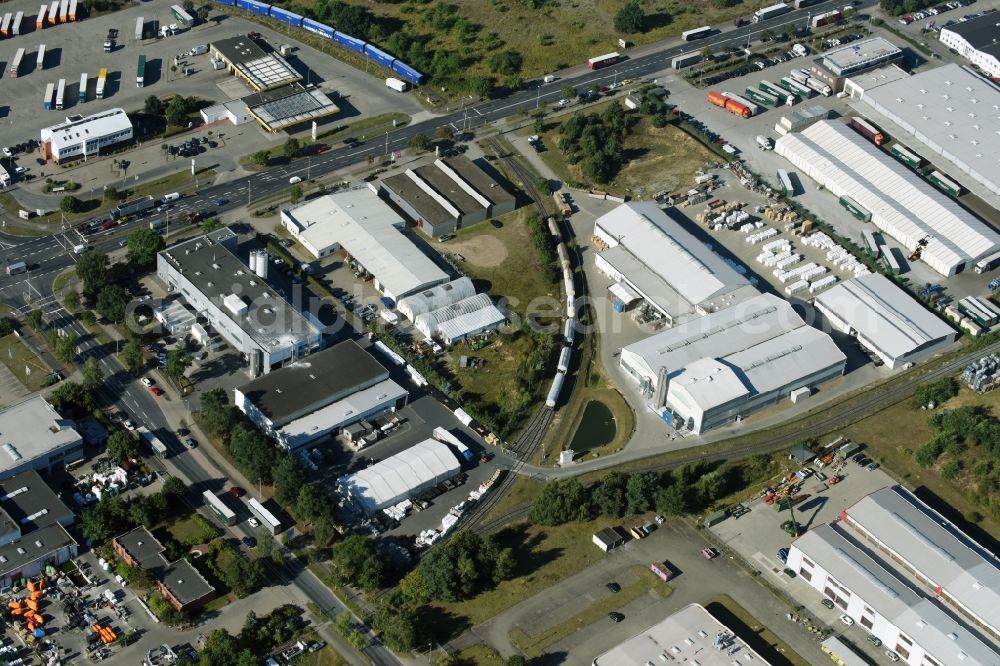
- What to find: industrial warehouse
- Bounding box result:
[210,34,301,92]
[593,202,759,325]
[841,485,1000,641]
[379,156,516,238]
[618,293,846,434]
[157,228,323,376]
[39,108,133,163]
[860,64,1000,198]
[786,522,999,666]
[814,273,958,369]
[279,187,449,300]
[240,82,340,132]
[592,603,771,666]
[775,120,1000,276]
[234,340,408,450]
[808,37,904,90]
[338,438,462,515]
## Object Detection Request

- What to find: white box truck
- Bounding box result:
[385,77,408,92]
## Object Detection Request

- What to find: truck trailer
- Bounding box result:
[811,9,842,27]
[779,77,813,98]
[753,2,790,22]
[36,44,45,69]
[36,4,47,29]
[805,77,832,96]
[78,72,87,102]
[8,48,25,78]
[95,68,107,98]
[721,91,759,116]
[43,82,55,109]
[0,13,11,37]
[759,80,791,104]
[111,195,154,219]
[55,78,65,109]
[135,16,143,40]
[849,117,886,145]
[136,55,145,87]
[708,90,752,118]
[11,11,23,35]
[745,86,779,107]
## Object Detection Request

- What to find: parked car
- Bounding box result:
[248,517,260,528]
[885,650,900,662]
[701,548,719,560]
[840,614,855,626]
[777,548,789,562]
[606,582,621,593]
[183,437,197,449]
[821,598,835,609]
[608,612,624,623]
[866,462,880,471]
[241,535,256,548]
[230,486,245,497]
[867,634,882,647]
[122,420,135,432]
[149,387,164,396]
[140,377,154,387]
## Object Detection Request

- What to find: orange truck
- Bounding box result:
[707,90,752,119]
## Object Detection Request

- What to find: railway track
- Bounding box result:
[486,138,547,214]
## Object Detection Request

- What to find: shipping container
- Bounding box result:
[671,51,702,69]
[682,26,712,40]
[78,72,87,102]
[170,4,194,27]
[975,251,1000,274]
[136,54,145,87]
[36,44,45,69]
[959,297,1000,328]
[363,43,395,69]
[385,77,408,92]
[776,168,794,195]
[36,4,47,29]
[745,86,779,107]
[95,67,107,99]
[55,78,65,109]
[0,13,11,37]
[68,0,77,21]
[8,48,25,78]
[881,247,901,274]
[889,143,922,168]
[238,0,271,16]
[754,2,790,22]
[333,31,366,53]
[587,52,621,69]
[929,170,962,197]
[839,194,871,222]
[391,60,424,85]
[135,17,143,40]
[42,82,55,109]
[301,17,334,39]
[268,6,302,27]
[11,11,23,35]
[862,228,880,257]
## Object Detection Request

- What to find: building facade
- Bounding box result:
[113,526,215,613]
[938,14,1000,77]
[40,108,133,163]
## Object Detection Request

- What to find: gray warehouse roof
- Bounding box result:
[844,485,1000,635]
[243,83,340,131]
[159,558,215,606]
[821,37,903,75]
[814,273,956,362]
[0,523,76,578]
[0,396,81,478]
[0,470,73,533]
[211,35,301,91]
[860,64,1000,197]
[236,340,389,425]
[158,229,321,351]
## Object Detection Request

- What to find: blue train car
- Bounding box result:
[391,60,424,85]
[363,43,395,69]
[333,31,366,54]
[212,0,235,5]
[241,0,271,15]
[301,17,334,39]
[269,6,303,27]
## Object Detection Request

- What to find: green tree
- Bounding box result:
[435,126,454,142]
[273,456,307,507]
[164,95,189,127]
[106,430,138,462]
[296,484,327,521]
[468,75,495,99]
[282,138,302,159]
[761,28,775,42]
[507,657,528,666]
[201,387,238,437]
[487,49,523,76]
[144,95,164,115]
[201,217,223,233]
[103,186,122,203]
[655,483,688,516]
[122,336,144,374]
[50,381,95,415]
[625,471,658,514]
[614,0,645,33]
[560,85,577,100]
[75,250,108,299]
[164,348,191,382]
[64,290,81,312]
[912,377,958,408]
[250,150,270,167]
[161,475,186,497]
[96,284,131,323]
[370,601,418,652]
[54,333,76,364]
[82,356,104,389]
[182,0,194,11]
[228,424,279,484]
[329,536,385,593]
[289,185,303,203]
[591,472,627,517]
[60,196,82,214]
[127,228,166,268]
[408,133,430,152]
[27,309,44,331]
[700,47,712,61]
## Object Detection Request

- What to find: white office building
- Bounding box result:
[0,396,83,481]
[593,202,757,325]
[40,108,133,163]
[776,120,1000,276]
[157,228,323,376]
[787,523,1000,666]
[938,15,1000,77]
[280,186,449,301]
[814,273,957,369]
[618,293,845,433]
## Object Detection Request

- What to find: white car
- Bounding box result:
[14,166,27,174]
[140,377,154,387]
[248,517,260,528]
[122,420,135,432]
[884,650,900,662]
[839,614,855,626]
[557,99,570,107]
[1,147,11,157]
[289,175,302,184]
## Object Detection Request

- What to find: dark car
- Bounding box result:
[230,486,245,497]
[821,598,835,609]
[777,548,789,562]
[867,634,883,647]
[242,535,257,548]
[216,198,229,206]
[491,220,502,229]
[606,582,621,593]
[608,612,624,623]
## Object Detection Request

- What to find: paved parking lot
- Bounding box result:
[0,0,427,148]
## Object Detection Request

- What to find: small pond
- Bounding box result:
[569,400,617,453]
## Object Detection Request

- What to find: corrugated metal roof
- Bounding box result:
[436,304,506,343]
[340,439,460,514]
[844,486,1000,635]
[416,293,495,331]
[775,120,1000,275]
[398,277,476,320]
[815,273,955,361]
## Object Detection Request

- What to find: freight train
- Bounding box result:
[212,0,425,84]
[545,215,577,409]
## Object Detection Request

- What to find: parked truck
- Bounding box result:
[43,82,55,109]
[849,117,886,145]
[78,72,87,102]
[8,48,25,78]
[36,4,46,29]
[721,91,759,116]
[136,54,145,87]
[810,9,842,27]
[745,86,779,107]
[433,426,475,464]
[975,250,1000,274]
[753,2,790,22]
[757,135,774,150]
[95,68,107,99]
[708,90,752,118]
[55,78,65,109]
[385,77,408,92]
[135,16,143,40]
[110,195,154,219]
[0,13,11,38]
[805,77,832,96]
[759,80,792,104]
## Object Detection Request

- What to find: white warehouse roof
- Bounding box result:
[775,120,1000,276]
[792,524,1000,666]
[339,439,460,514]
[281,187,449,298]
[814,273,956,366]
[436,303,506,344]
[860,64,1000,197]
[415,293,496,335]
[397,277,476,321]
[41,108,132,151]
[843,485,1000,637]
[594,202,753,319]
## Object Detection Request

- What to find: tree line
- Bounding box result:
[558,102,636,185]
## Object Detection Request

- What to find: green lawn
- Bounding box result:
[297,646,349,666]
[202,595,231,613]
[165,514,218,548]
[0,334,51,392]
[441,645,506,666]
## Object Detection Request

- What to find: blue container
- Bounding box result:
[661,411,673,425]
[391,60,425,85]
[212,0,235,5]
[612,300,624,313]
[244,0,270,16]
[381,297,395,309]
[269,6,303,27]
[33,628,45,638]
[301,18,334,39]
[363,43,395,69]
[333,32,366,54]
